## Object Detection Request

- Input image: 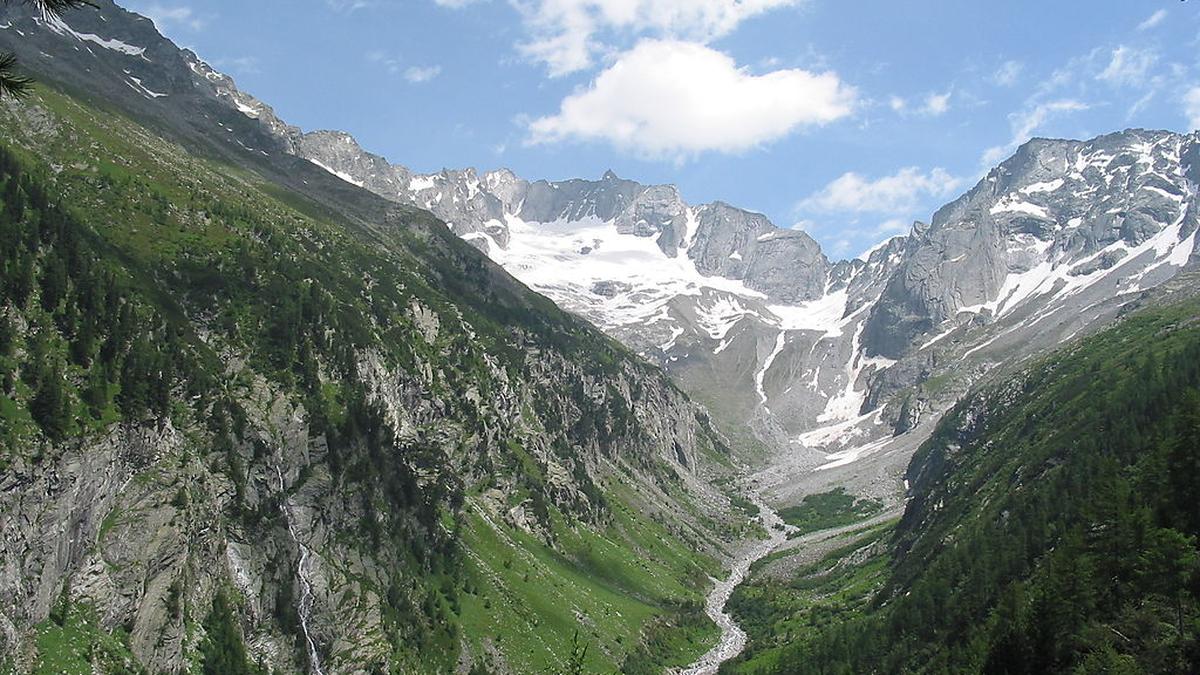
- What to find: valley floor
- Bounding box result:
[675,492,793,675]
[671,412,931,674]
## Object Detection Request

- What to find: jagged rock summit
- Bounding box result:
[5,0,1198,466]
[296,128,1200,462]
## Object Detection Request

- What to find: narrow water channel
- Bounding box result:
[676,492,792,675]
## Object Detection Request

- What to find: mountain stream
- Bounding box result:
[676,490,793,674]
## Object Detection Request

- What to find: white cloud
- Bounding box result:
[829,238,853,257]
[367,50,403,74]
[367,52,441,82]
[1127,89,1156,120]
[872,218,910,237]
[404,65,442,83]
[795,170,959,260]
[993,60,1022,87]
[796,209,926,260]
[470,0,802,76]
[921,91,950,116]
[527,39,854,157]
[981,99,1089,166]
[126,3,207,32]
[798,167,961,215]
[1097,46,1157,87]
[887,91,950,117]
[1137,9,1167,31]
[1185,87,1200,131]
[326,0,378,11]
[211,56,260,75]
[1010,100,1087,143]
[979,142,1018,169]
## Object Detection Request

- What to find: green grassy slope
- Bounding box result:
[458,498,718,673]
[0,85,735,673]
[776,488,883,538]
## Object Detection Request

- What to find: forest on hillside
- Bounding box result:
[727,296,1200,674]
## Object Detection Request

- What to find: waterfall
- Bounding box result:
[275,465,325,675]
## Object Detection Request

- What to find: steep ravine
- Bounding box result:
[275,465,324,675]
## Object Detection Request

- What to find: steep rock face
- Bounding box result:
[689,203,830,303]
[0,7,741,672]
[0,423,199,667]
[615,183,690,253]
[865,130,1200,359]
[518,171,641,224]
[5,0,1199,489]
[295,130,412,196]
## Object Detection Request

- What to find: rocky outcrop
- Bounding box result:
[688,203,830,303]
[865,130,1200,359]
[0,8,742,671]
[5,0,1199,510]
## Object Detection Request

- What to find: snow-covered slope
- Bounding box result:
[293,128,1199,469]
[8,2,1195,475]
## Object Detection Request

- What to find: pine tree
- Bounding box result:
[0,52,30,100]
[29,361,68,440]
[199,590,264,675]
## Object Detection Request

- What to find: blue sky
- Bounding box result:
[122,0,1200,258]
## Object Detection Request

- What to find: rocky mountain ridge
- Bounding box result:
[5,0,1197,479]
[2,2,1199,672]
[0,3,750,673]
[296,126,1200,467]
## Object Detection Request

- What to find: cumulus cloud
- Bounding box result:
[795,169,961,259]
[449,0,801,76]
[526,39,854,157]
[1137,9,1167,31]
[1097,46,1157,87]
[798,167,961,215]
[1185,87,1200,131]
[980,99,1089,166]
